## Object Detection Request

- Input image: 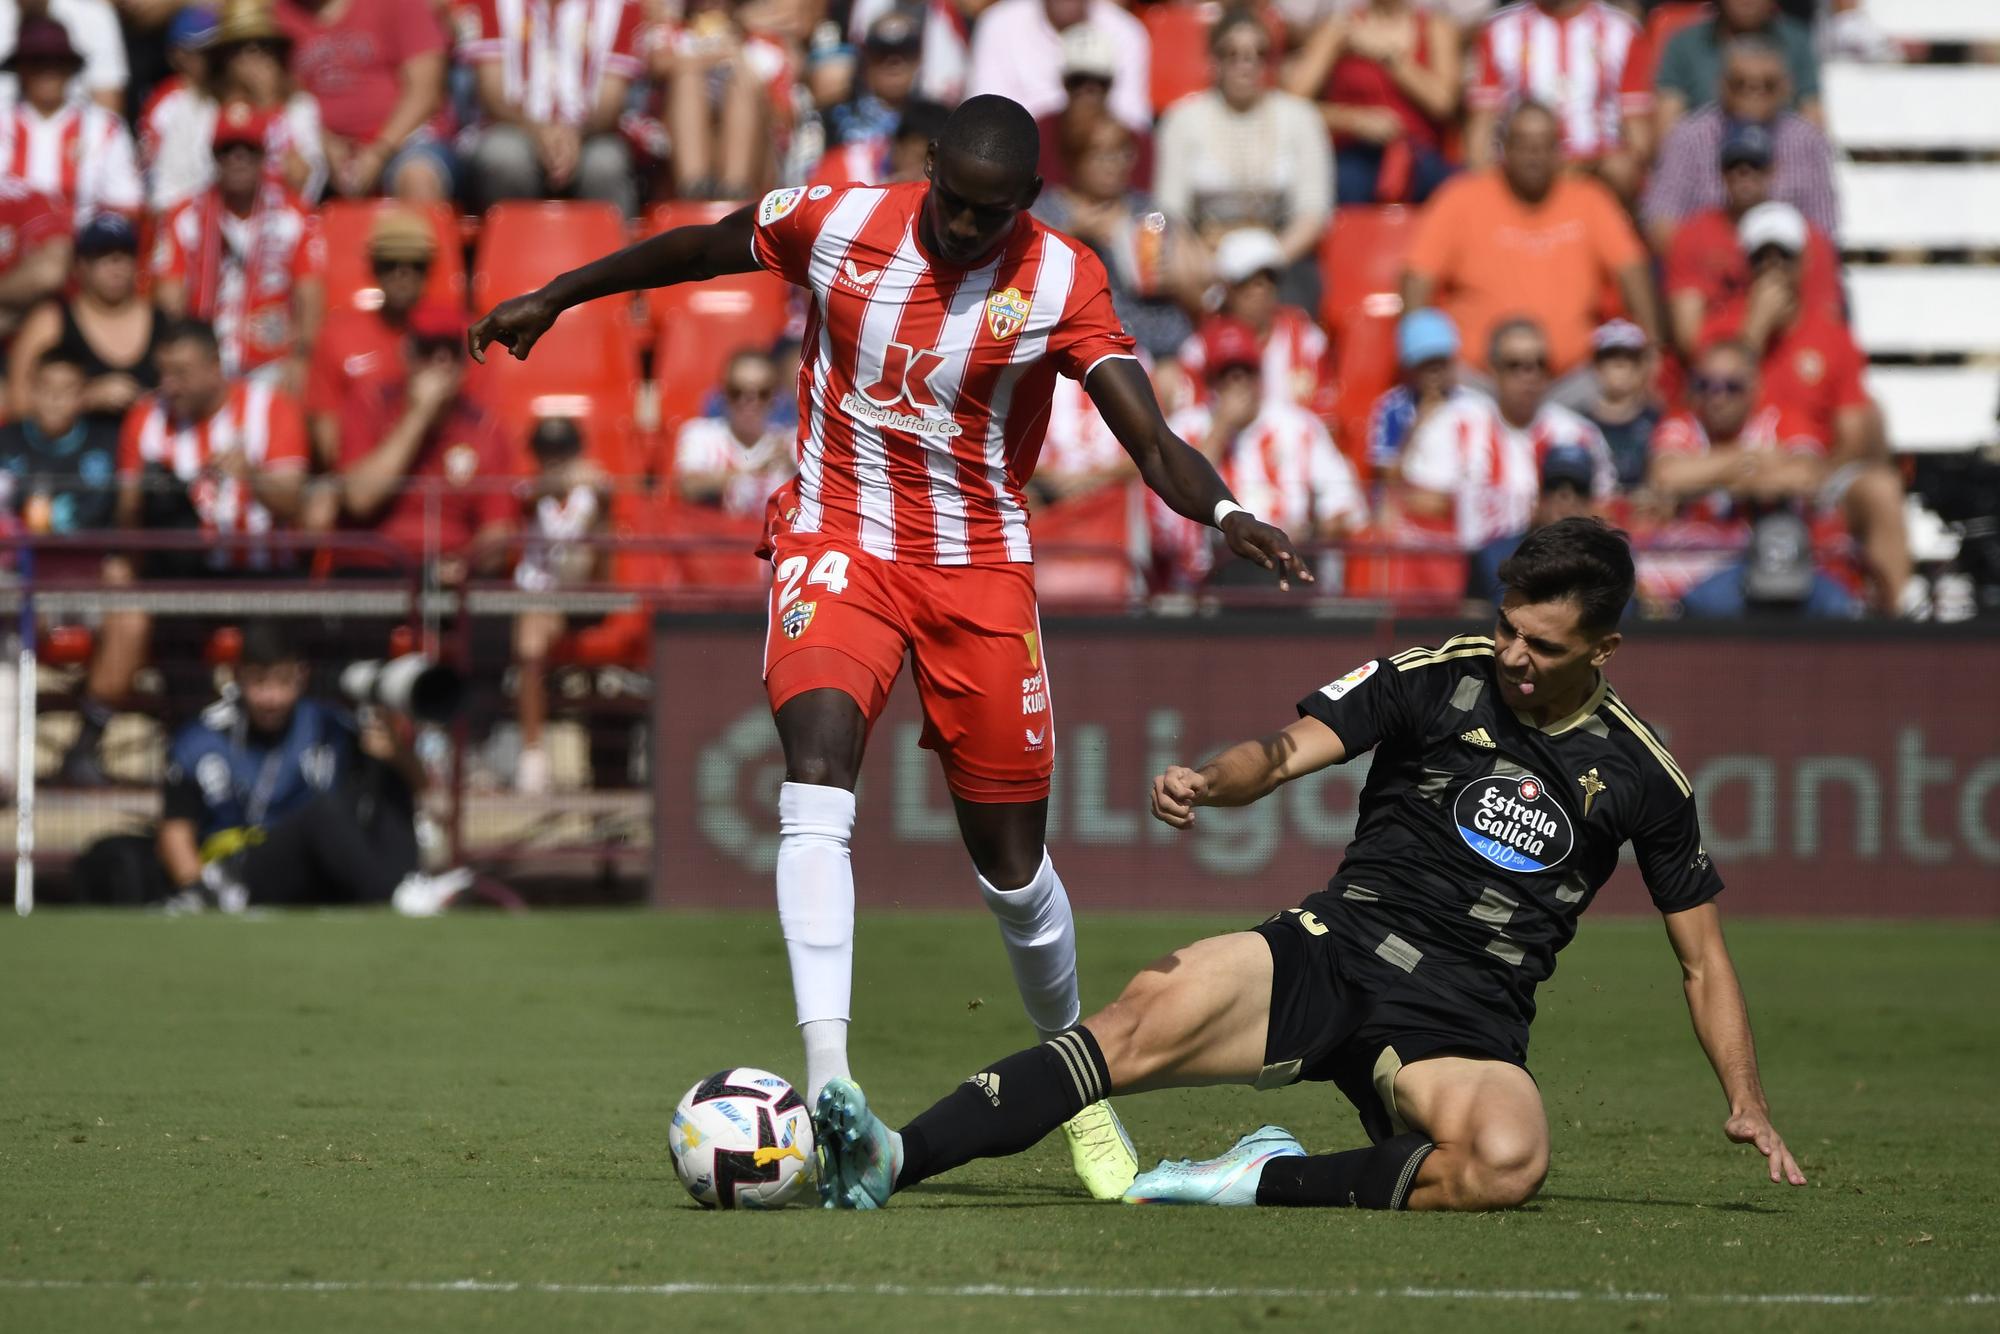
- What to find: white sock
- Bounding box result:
[978,850,1081,1042]
[777,781,856,1104]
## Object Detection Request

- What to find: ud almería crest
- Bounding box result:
[985,286,1031,341]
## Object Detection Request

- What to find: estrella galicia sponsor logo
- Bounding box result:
[1454,773,1575,873]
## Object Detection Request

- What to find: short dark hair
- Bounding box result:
[1209,7,1265,56]
[1487,315,1547,367]
[34,347,88,377]
[156,316,221,361]
[1496,517,1634,633]
[894,98,952,148]
[238,618,303,668]
[936,94,1040,182]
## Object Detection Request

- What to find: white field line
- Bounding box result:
[0,1278,1992,1307]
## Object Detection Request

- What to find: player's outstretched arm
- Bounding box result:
[1662,902,1807,1188]
[468,206,762,364]
[1151,715,1346,828]
[1084,357,1313,589]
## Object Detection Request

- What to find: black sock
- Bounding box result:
[894,1026,1109,1191]
[1253,1132,1436,1209]
[74,696,113,748]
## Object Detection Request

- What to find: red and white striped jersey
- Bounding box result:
[1039,372,1125,485]
[751,181,1137,565]
[1177,307,1329,411]
[460,0,646,128]
[0,98,142,221]
[152,187,327,378]
[117,379,308,556]
[1471,1,1652,161]
[1400,391,1615,549]
[1169,401,1366,538]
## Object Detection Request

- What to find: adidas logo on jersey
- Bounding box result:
[838,259,883,292]
[1460,728,1496,748]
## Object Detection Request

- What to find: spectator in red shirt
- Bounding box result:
[151,102,326,390]
[1700,208,1916,613]
[1662,120,1841,363]
[458,0,646,216]
[276,0,452,202]
[1284,0,1461,206]
[332,304,514,577]
[303,209,434,469]
[1465,0,1654,201]
[1647,339,1860,619]
[1176,228,1329,413]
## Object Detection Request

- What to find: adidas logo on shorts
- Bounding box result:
[966,1072,1001,1107]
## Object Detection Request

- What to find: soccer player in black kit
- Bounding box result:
[816,518,1808,1210]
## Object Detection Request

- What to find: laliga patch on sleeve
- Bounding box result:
[758,187,806,226]
[1319,659,1379,702]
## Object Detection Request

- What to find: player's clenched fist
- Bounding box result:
[1151,765,1209,829]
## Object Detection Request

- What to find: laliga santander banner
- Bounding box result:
[651,617,2000,918]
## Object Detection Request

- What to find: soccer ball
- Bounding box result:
[669,1068,816,1209]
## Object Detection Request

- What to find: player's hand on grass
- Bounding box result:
[1724,1105,1807,1186]
[1151,764,1209,829]
[1220,512,1314,591]
[469,290,561,364]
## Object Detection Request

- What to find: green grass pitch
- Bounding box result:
[3,910,1995,1333]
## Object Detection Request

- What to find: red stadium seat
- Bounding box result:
[1318,206,1420,333]
[1329,305,1400,475]
[640,203,791,427]
[1031,483,1137,605]
[470,202,642,468]
[320,200,465,312]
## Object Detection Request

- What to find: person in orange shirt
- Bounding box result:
[1400,100,1660,384]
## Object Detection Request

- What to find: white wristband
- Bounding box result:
[1212,499,1250,529]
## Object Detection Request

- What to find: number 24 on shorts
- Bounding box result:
[776,551,851,607]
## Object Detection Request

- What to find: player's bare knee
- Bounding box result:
[1464,1125,1548,1209]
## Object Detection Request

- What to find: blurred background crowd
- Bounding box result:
[0,0,1994,898]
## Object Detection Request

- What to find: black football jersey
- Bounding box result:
[1297,633,1723,1031]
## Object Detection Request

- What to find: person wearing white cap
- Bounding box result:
[1176,227,1330,413]
[1692,200,1917,615]
[1033,24,1152,191]
[1155,9,1332,310]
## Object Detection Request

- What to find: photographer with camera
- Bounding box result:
[75,619,470,912]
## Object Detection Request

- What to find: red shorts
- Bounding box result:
[763,533,1053,802]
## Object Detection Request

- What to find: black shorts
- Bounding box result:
[1252,896,1531,1143]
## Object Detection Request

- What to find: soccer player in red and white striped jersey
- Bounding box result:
[473,95,1308,1199]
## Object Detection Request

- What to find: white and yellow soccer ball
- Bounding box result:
[670,1068,816,1209]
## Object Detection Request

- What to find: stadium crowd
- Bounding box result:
[0,0,1967,795]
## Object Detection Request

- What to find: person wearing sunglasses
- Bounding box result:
[1647,339,1859,619]
[1688,203,1916,616]
[1156,10,1331,312]
[1642,35,1838,252]
[151,101,327,395]
[1661,119,1842,365]
[304,210,435,470]
[329,304,514,580]
[672,348,796,517]
[1654,0,1822,143]
[1397,317,1617,559]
